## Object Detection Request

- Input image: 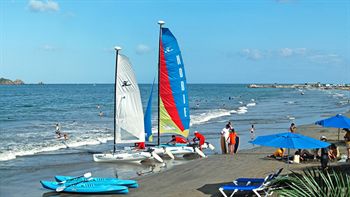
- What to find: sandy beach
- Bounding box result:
[1,113,349,197]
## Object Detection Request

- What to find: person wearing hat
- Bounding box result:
[193,131,205,150]
[320,136,329,170]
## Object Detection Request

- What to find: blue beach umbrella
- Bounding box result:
[315,114,350,140]
[251,132,330,170]
[251,132,330,149]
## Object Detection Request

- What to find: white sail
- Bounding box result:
[115,54,145,143]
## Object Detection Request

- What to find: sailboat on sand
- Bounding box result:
[145,21,214,157]
[93,47,162,163]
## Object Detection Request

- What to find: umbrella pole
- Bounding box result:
[338,128,340,141]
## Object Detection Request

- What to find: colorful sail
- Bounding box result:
[144,79,155,142]
[159,28,190,137]
[115,54,145,143]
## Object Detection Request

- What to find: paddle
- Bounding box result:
[56,177,93,192]
[164,148,175,159]
[58,172,92,184]
[194,147,206,158]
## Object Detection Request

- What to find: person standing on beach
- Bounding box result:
[320,136,329,170]
[250,124,255,140]
[227,129,237,155]
[289,123,297,133]
[220,124,230,154]
[344,129,350,162]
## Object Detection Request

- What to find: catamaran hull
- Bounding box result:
[92,152,150,163]
[151,145,195,156]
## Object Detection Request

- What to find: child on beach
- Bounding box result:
[250,124,255,140]
[289,123,297,133]
[227,129,237,155]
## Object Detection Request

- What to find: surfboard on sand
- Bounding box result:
[220,136,227,154]
[234,136,240,153]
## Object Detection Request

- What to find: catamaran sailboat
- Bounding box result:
[93,47,162,163]
[144,21,214,158]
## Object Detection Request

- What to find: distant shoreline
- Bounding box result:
[248,83,350,90]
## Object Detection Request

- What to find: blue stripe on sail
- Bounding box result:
[161,28,190,130]
[144,79,155,142]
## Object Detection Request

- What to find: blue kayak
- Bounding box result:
[40,180,129,194]
[55,175,139,188]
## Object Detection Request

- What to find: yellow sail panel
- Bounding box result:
[159,98,189,137]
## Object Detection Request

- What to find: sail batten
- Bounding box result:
[115,54,145,143]
[159,27,190,137]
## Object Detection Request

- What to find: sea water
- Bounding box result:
[0,84,349,169]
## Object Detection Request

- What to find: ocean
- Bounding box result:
[0,84,349,176]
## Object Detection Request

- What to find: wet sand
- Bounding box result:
[1,115,349,197]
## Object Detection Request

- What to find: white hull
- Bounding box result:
[151,145,195,156]
[93,151,150,163]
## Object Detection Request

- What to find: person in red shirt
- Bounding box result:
[193,131,206,150]
[168,135,188,145]
[227,129,237,155]
[135,142,145,149]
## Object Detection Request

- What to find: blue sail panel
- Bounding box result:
[144,81,155,142]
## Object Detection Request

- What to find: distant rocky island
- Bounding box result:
[0,78,25,85]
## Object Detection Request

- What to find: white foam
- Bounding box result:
[0,153,16,161]
[246,103,256,107]
[190,109,231,126]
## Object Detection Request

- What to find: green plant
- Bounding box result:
[271,168,350,197]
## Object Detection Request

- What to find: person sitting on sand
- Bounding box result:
[268,148,285,159]
[168,135,188,145]
[328,143,340,161]
[192,131,205,150]
[344,129,350,162]
[298,149,315,161]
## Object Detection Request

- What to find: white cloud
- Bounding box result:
[40,44,57,51]
[279,48,293,57]
[28,0,59,12]
[240,49,264,60]
[308,54,342,64]
[239,47,343,64]
[135,44,151,55]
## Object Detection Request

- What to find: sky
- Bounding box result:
[0,0,349,84]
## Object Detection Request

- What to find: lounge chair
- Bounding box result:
[233,168,283,186]
[219,168,283,197]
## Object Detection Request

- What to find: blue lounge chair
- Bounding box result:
[219,168,283,197]
[233,168,283,186]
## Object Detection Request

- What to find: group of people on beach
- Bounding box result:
[268,122,350,169]
[167,131,207,150]
[220,122,241,155]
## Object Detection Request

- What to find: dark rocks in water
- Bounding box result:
[0,77,24,85]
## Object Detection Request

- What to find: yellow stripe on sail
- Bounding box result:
[159,98,189,138]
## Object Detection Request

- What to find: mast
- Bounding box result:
[113,46,122,153]
[157,20,165,146]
